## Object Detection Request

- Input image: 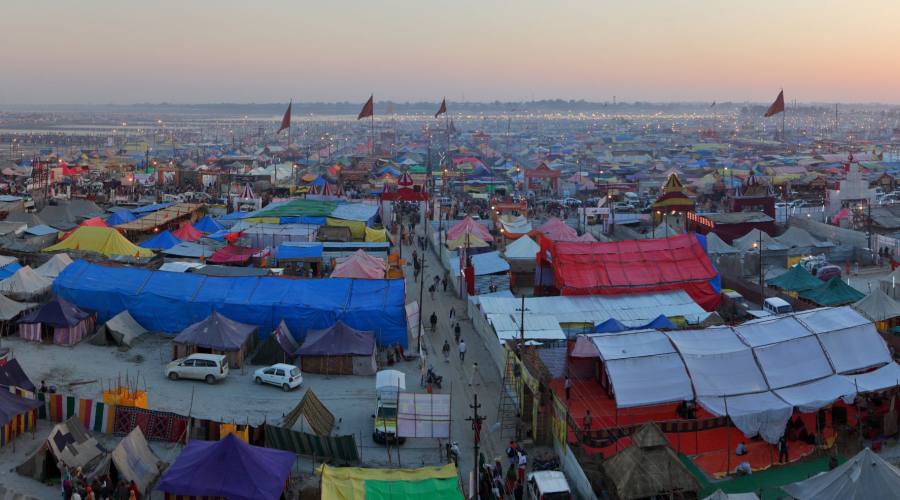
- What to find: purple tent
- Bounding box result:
[298,321,375,356]
[157,433,294,500]
[17,297,93,346]
[172,311,257,368]
[0,390,42,427]
[297,321,377,375]
[19,297,89,327]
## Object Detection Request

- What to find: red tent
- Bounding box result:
[172,222,203,242]
[208,246,258,265]
[446,216,493,242]
[60,217,109,240]
[541,233,720,311]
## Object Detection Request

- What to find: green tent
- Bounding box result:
[799,277,865,306]
[768,265,823,293]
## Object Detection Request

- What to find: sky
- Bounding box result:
[2,0,899,105]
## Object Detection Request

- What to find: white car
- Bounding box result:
[254,363,303,391]
[166,353,229,384]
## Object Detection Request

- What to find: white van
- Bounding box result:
[763,297,793,315]
[525,471,571,500]
[166,353,229,384]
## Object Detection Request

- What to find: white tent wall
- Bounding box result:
[605,353,693,408]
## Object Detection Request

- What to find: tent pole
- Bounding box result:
[725,396,731,474]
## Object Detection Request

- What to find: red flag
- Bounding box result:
[435,98,447,118]
[358,95,374,120]
[764,90,785,117]
[277,101,292,133]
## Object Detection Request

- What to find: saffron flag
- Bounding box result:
[278,101,292,133]
[764,90,785,117]
[435,98,447,118]
[358,95,374,120]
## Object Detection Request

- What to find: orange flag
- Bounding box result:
[764,90,785,117]
[277,101,292,133]
[435,98,447,118]
[358,95,374,120]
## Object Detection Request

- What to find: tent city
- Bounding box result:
[2,1,900,499]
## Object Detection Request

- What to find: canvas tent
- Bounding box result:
[602,423,700,500]
[781,447,900,500]
[768,264,824,293]
[173,311,257,368]
[17,417,107,482]
[800,277,865,306]
[34,253,73,280]
[138,230,181,250]
[331,249,385,279]
[297,321,377,375]
[0,389,41,449]
[109,427,163,495]
[0,293,33,336]
[0,266,51,301]
[193,216,224,234]
[0,358,35,392]
[91,310,147,348]
[251,321,300,365]
[18,297,93,346]
[171,222,203,242]
[157,433,294,500]
[852,288,900,323]
[42,226,153,259]
[704,232,740,255]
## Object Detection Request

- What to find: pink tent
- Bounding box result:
[331,250,386,279]
[570,335,600,358]
[172,222,203,242]
[446,216,493,242]
[537,218,579,241]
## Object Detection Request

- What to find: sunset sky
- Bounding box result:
[2,0,898,104]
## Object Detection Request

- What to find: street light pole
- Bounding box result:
[466,393,485,500]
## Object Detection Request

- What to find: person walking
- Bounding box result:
[430,312,438,332]
[442,275,448,292]
[449,307,456,323]
[469,362,480,386]
[429,284,436,300]
[564,375,572,400]
[458,339,467,361]
[454,322,461,343]
[778,435,789,463]
[442,340,451,363]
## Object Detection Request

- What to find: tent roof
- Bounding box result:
[171,222,203,242]
[193,216,225,233]
[852,288,900,322]
[43,226,153,258]
[138,230,181,250]
[298,321,375,356]
[111,427,161,493]
[174,311,256,351]
[0,358,35,392]
[319,464,462,500]
[446,216,493,242]
[0,266,51,297]
[35,253,73,279]
[0,293,33,321]
[331,250,385,279]
[782,447,900,500]
[503,235,540,260]
[775,226,831,249]
[768,264,824,293]
[603,423,700,499]
[157,433,295,500]
[800,277,865,306]
[732,229,786,252]
[704,232,739,254]
[103,310,148,346]
[19,297,90,327]
[208,245,257,265]
[537,217,579,241]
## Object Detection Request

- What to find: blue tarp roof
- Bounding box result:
[138,230,182,250]
[0,262,21,280]
[53,260,408,346]
[106,210,137,226]
[24,224,58,236]
[594,318,628,333]
[218,211,252,221]
[132,202,173,214]
[641,315,677,330]
[193,216,225,233]
[277,243,323,260]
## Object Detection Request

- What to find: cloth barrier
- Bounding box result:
[114,405,188,443]
[264,424,360,464]
[36,392,116,433]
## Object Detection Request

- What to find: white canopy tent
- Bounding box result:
[781,447,900,500]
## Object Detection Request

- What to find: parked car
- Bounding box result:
[763,297,793,315]
[166,353,229,384]
[525,471,571,500]
[815,265,842,281]
[253,363,303,391]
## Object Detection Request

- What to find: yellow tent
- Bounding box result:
[326,217,366,240]
[43,226,154,258]
[319,464,462,500]
[446,233,489,250]
[364,227,387,242]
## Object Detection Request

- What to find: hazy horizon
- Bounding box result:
[3,1,900,105]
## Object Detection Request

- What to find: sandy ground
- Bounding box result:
[0,222,508,496]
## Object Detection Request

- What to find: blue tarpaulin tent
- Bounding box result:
[53,260,408,346]
[138,230,182,251]
[594,318,628,333]
[106,210,137,226]
[132,202,173,214]
[193,216,224,233]
[0,262,22,280]
[640,314,677,330]
[276,243,323,260]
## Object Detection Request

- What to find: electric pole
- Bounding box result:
[466,393,486,499]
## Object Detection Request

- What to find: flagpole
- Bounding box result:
[781,88,786,143]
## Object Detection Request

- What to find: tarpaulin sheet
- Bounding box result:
[138,230,181,250]
[605,353,693,408]
[816,324,891,373]
[54,260,408,346]
[547,233,720,311]
[265,425,359,464]
[319,464,462,500]
[773,376,856,412]
[397,393,451,438]
[698,392,792,444]
[591,330,675,361]
[277,243,323,260]
[208,245,257,265]
[753,336,834,389]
